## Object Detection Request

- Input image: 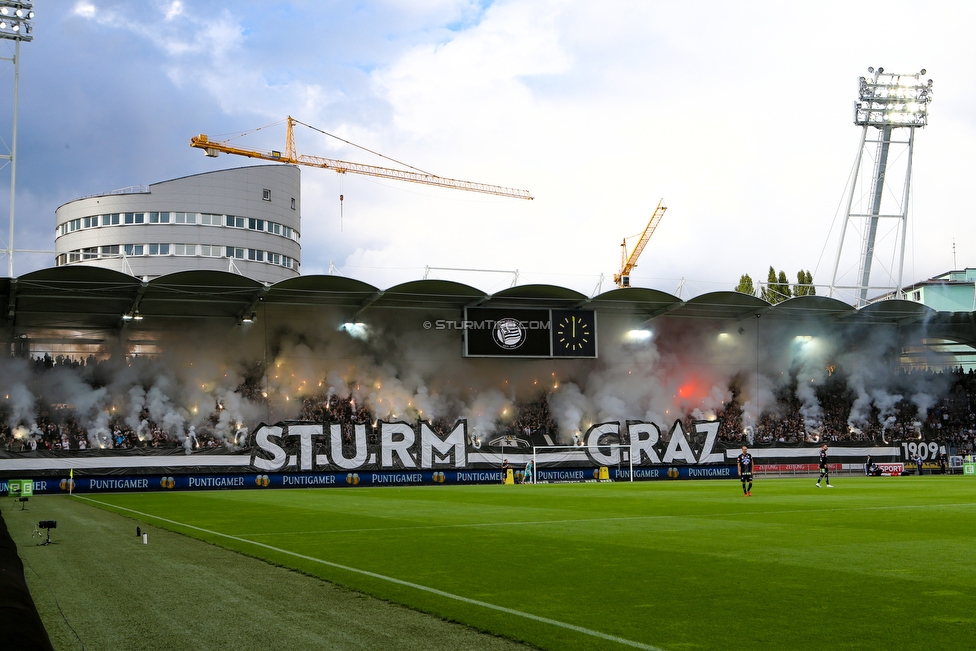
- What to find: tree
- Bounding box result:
[776,271,792,302]
[735,274,756,296]
[761,266,791,304]
[793,270,816,296]
[761,267,776,303]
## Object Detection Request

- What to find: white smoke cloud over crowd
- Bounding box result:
[0,307,957,450]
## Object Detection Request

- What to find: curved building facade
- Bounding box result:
[55,165,301,284]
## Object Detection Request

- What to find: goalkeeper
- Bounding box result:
[522,459,534,484]
[816,444,833,487]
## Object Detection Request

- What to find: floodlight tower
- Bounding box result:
[828,67,932,306]
[0,1,33,278]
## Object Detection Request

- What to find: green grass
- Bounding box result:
[40,477,976,650]
[6,495,531,651]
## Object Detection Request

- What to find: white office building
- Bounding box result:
[55,165,301,284]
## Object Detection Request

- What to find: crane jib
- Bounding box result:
[189,129,533,201]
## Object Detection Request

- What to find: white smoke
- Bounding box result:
[0,302,966,451]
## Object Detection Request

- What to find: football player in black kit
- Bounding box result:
[737,445,754,496]
[816,444,833,487]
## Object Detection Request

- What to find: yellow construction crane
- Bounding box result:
[613,199,667,288]
[190,116,533,200]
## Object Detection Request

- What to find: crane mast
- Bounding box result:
[613,199,667,288]
[190,116,533,201]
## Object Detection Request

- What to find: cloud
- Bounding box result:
[6,1,976,297]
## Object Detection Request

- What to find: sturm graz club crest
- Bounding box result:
[493,317,526,350]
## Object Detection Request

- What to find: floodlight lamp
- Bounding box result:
[920,68,926,75]
[0,8,7,16]
[627,329,652,341]
[340,322,369,339]
[11,23,17,31]
[15,8,22,17]
[867,66,874,73]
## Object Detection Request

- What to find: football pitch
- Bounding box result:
[16,476,976,650]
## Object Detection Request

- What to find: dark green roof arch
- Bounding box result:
[265,275,379,307]
[768,295,856,320]
[669,291,770,320]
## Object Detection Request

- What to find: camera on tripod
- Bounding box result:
[34,520,57,545]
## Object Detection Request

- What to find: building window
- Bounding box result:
[262,189,271,201]
[159,211,170,224]
[110,213,120,225]
[124,244,144,256]
[174,244,196,256]
[291,197,296,210]
[248,218,265,231]
[149,212,160,224]
[101,245,119,256]
[69,251,81,263]
[82,247,98,260]
[913,291,921,301]
[226,247,245,259]
[175,212,200,225]
[200,245,223,257]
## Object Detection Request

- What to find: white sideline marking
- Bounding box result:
[77,496,666,651]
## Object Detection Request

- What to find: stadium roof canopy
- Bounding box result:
[2,267,974,346]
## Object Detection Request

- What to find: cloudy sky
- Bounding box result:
[1,1,973,299]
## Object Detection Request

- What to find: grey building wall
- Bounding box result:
[55,165,302,284]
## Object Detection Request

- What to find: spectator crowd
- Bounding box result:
[3,354,975,457]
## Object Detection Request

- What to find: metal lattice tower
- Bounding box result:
[0,2,34,277]
[829,67,933,306]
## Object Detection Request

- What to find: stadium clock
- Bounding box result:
[551,309,597,357]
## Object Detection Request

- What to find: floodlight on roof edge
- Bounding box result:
[0,1,34,278]
[828,67,932,307]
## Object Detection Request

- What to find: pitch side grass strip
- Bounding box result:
[77,495,667,651]
[234,500,976,537]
